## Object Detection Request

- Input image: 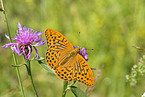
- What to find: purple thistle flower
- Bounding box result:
[74,46,88,61]
[2,22,46,60]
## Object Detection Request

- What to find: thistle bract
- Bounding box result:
[2,22,46,60]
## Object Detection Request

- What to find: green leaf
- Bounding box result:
[69,86,87,97]
[62,81,68,97]
[0,8,3,12]
[37,60,55,74]
[11,64,26,67]
[71,81,77,86]
[11,64,29,73]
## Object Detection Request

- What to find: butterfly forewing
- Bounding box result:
[45,29,73,51]
[45,29,74,70]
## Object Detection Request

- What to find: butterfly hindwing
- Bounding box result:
[46,48,73,70]
[55,54,94,86]
[46,49,59,70]
[75,54,94,86]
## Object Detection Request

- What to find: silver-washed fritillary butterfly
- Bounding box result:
[45,29,94,86]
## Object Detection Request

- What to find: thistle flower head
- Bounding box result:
[2,22,46,60]
[74,46,88,61]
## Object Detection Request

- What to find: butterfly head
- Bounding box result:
[69,47,80,57]
[74,47,80,53]
[74,46,88,61]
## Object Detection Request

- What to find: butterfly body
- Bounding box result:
[45,29,94,86]
[58,48,80,66]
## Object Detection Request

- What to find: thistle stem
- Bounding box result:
[1,0,25,97]
[13,54,25,97]
[26,60,39,97]
[62,81,68,97]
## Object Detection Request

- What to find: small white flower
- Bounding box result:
[142,92,145,97]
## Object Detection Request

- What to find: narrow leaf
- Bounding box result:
[71,81,76,86]
[11,64,26,67]
[31,56,45,61]
[12,64,29,71]
[70,86,87,97]
[37,60,55,74]
[62,81,68,97]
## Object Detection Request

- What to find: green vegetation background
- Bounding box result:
[0,0,145,97]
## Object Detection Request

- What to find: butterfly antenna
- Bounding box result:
[87,49,94,50]
[78,32,80,46]
[91,68,98,70]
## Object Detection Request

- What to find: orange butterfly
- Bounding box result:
[45,29,94,86]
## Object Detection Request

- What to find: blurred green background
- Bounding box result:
[0,0,145,97]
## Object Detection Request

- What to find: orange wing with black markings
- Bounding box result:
[45,29,73,70]
[45,29,94,86]
[55,54,94,86]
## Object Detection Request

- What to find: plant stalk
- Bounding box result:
[62,81,68,97]
[1,0,25,97]
[26,60,39,97]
